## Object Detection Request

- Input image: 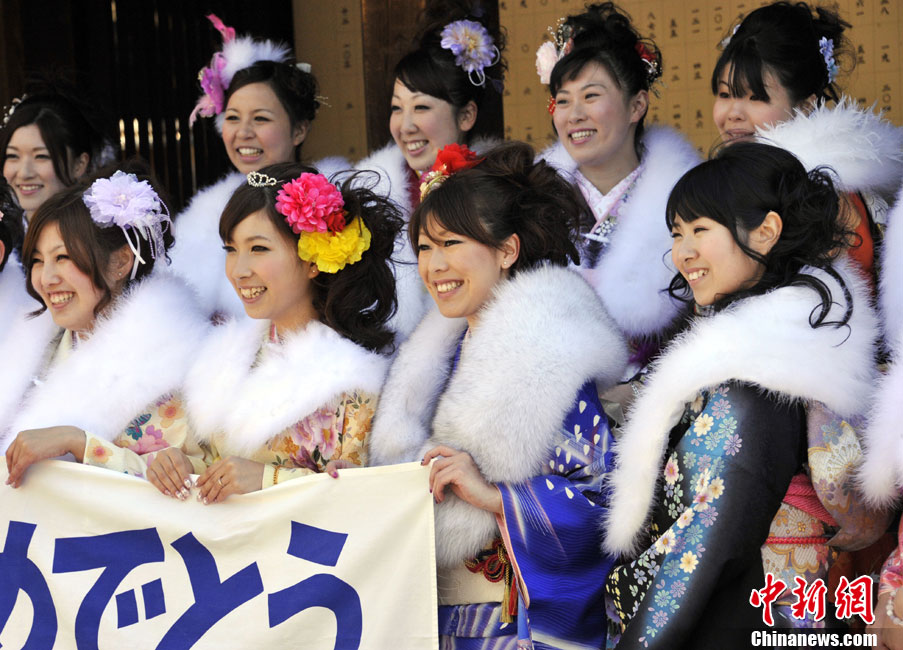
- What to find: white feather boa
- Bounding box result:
[756,97,903,195]
[604,262,878,556]
[539,126,701,338]
[183,318,388,457]
[879,184,903,344]
[168,157,350,320]
[0,256,59,439]
[369,265,629,567]
[1,272,210,451]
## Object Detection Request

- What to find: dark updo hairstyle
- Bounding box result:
[224,60,320,161]
[0,177,24,271]
[410,141,587,275]
[712,2,851,105]
[0,79,115,186]
[666,141,855,328]
[219,162,403,352]
[394,0,507,143]
[22,160,174,315]
[549,2,662,156]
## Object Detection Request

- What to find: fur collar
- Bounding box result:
[2,272,210,451]
[169,172,247,319]
[539,126,701,337]
[184,318,389,456]
[858,353,903,506]
[370,265,628,566]
[604,262,878,555]
[756,97,903,195]
[879,185,903,348]
[0,257,60,439]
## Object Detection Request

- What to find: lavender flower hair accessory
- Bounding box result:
[819,37,839,84]
[440,19,500,87]
[82,171,171,280]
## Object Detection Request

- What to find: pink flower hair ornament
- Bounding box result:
[189,14,292,129]
[268,172,371,273]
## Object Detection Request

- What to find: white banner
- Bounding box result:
[0,460,438,650]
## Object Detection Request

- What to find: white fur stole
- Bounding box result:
[540,126,701,338]
[604,262,878,556]
[183,318,388,457]
[3,272,210,451]
[0,257,60,439]
[370,265,629,567]
[756,97,903,195]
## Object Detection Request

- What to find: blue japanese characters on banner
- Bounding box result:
[0,461,437,649]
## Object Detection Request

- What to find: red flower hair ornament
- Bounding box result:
[419,143,484,201]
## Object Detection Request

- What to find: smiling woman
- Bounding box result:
[62,162,403,506]
[0,82,115,221]
[370,141,628,649]
[166,15,347,321]
[353,2,506,342]
[711,2,903,287]
[603,142,888,646]
[1,163,209,486]
[538,3,700,370]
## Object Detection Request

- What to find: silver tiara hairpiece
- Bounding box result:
[248,171,278,187]
[2,95,27,128]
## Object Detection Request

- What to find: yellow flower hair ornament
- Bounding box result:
[270,171,372,273]
[296,216,371,274]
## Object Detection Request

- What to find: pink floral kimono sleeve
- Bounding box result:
[81,393,211,478]
[258,391,376,488]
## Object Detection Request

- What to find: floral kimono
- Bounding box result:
[83,318,388,488]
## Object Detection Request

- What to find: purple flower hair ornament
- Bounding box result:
[189,14,292,130]
[82,171,172,280]
[819,37,839,85]
[440,20,500,87]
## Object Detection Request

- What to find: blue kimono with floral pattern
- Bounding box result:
[440,379,617,650]
[605,382,805,649]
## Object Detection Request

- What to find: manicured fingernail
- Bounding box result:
[164,490,172,497]
[183,478,191,489]
[203,497,209,506]
[331,471,338,478]
[197,492,203,502]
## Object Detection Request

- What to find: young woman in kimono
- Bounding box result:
[59,162,402,503]
[369,142,628,649]
[3,164,209,482]
[353,3,505,340]
[168,15,346,320]
[603,142,882,648]
[536,3,700,367]
[1,81,115,222]
[712,1,903,285]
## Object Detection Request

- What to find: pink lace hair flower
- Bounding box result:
[275,173,345,234]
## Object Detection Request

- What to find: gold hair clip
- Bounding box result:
[419,170,448,201]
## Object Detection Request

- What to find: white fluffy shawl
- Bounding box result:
[756,98,903,195]
[604,262,878,556]
[369,265,628,567]
[183,318,388,457]
[0,257,59,438]
[168,157,350,320]
[539,126,701,338]
[1,272,210,451]
[878,184,903,344]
